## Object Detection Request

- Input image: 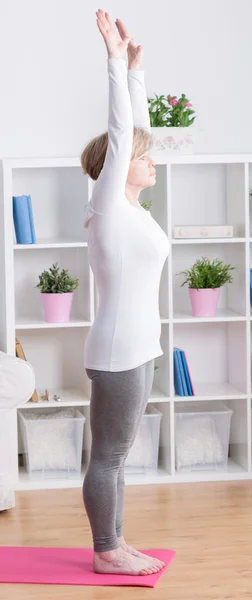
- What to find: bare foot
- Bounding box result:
[118,536,165,570]
[94,546,161,575]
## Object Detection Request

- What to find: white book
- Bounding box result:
[173,225,233,239]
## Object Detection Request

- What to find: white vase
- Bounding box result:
[151,126,196,154]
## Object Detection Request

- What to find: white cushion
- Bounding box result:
[0,351,35,410]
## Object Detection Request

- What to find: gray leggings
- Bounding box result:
[82,359,155,553]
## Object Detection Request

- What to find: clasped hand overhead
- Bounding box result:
[96,8,143,70]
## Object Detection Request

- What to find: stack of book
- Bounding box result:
[173,347,195,396]
[13,195,36,244]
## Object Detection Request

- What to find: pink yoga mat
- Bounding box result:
[0,546,176,588]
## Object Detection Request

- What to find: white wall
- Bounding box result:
[0,0,252,159]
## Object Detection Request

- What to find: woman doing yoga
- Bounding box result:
[81,9,170,576]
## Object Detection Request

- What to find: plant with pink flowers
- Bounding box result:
[148,93,196,127]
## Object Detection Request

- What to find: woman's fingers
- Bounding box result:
[105,11,114,29]
[115,19,122,37]
[115,18,131,40]
[96,9,109,33]
[96,9,113,40]
[96,17,107,37]
[95,9,130,58]
[97,8,106,22]
[97,9,114,32]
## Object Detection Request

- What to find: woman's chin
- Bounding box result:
[149,175,156,187]
[142,175,156,189]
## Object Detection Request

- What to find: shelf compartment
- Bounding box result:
[173,242,246,318]
[14,246,91,324]
[173,321,248,398]
[174,398,249,475]
[17,404,91,483]
[175,401,232,472]
[18,407,86,480]
[14,327,91,398]
[12,166,88,244]
[171,162,246,237]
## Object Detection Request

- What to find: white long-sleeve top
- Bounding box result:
[83,58,169,371]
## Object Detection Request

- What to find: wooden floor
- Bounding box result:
[1,481,252,599]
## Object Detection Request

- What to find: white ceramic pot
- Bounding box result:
[151,126,196,154]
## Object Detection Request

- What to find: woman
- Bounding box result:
[81,9,170,576]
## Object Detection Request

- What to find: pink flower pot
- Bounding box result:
[189,288,220,317]
[41,292,74,323]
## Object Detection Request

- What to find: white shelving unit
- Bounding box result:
[1,153,252,490]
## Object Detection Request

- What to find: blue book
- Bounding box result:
[175,348,188,395]
[174,348,188,396]
[174,349,184,396]
[250,269,252,306]
[13,195,36,244]
[27,195,36,243]
[180,349,193,396]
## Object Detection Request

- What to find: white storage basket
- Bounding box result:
[19,407,85,479]
[175,402,232,472]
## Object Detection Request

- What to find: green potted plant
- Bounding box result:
[177,257,235,317]
[148,93,196,154]
[36,262,79,323]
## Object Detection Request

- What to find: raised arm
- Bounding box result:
[127,70,151,131]
[90,10,133,215]
[116,19,151,131]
